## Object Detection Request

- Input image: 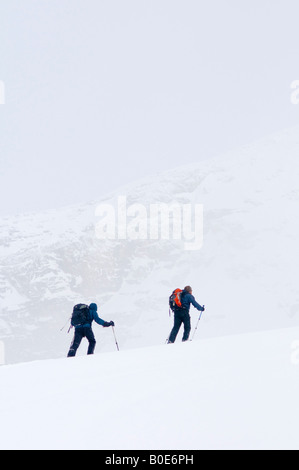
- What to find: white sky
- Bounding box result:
[0,0,299,216]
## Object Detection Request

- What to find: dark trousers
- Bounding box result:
[168,310,191,343]
[68,327,96,357]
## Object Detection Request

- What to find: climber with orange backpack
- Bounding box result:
[168,286,205,343]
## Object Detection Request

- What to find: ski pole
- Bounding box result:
[190,307,204,341]
[60,317,71,332]
[112,326,120,351]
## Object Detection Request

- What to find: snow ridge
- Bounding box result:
[1,326,299,450]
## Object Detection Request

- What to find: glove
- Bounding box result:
[103,321,114,328]
[109,321,115,327]
[201,305,205,312]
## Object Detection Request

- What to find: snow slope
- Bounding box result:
[1,326,299,450]
[1,125,299,364]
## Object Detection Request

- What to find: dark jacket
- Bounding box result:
[180,290,204,314]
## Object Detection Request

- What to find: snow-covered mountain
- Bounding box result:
[1,125,299,364]
[1,326,299,450]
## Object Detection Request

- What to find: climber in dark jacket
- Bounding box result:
[67,303,114,357]
[168,286,204,343]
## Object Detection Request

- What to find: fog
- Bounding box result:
[0,0,299,216]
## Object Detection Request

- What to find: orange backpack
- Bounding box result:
[169,288,183,313]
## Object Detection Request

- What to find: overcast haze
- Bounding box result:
[0,0,299,216]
